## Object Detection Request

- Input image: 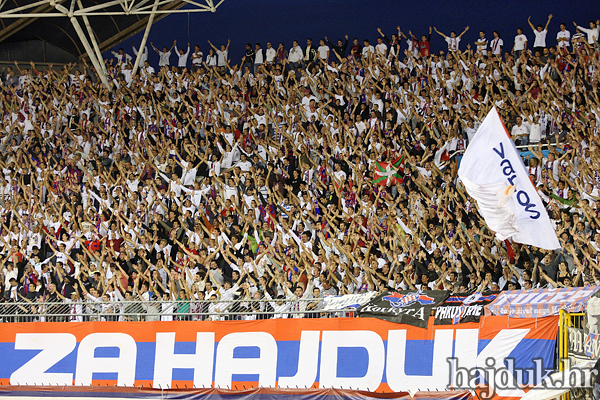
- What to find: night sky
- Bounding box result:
[105,0,600,68]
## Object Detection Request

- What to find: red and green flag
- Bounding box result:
[373,154,405,186]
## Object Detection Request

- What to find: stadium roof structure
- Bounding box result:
[0,0,225,87]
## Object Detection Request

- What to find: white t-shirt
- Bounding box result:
[557,30,571,48]
[334,169,347,183]
[577,25,600,44]
[362,45,375,57]
[255,48,264,64]
[236,160,252,172]
[375,42,387,56]
[191,51,203,65]
[533,29,548,48]
[317,45,330,60]
[490,37,503,55]
[466,127,478,143]
[445,37,461,51]
[514,34,527,51]
[111,51,132,66]
[511,124,529,138]
[216,50,228,66]
[132,46,148,64]
[476,37,488,54]
[176,46,190,67]
[288,46,303,63]
[158,50,171,67]
[265,47,276,63]
[529,123,542,143]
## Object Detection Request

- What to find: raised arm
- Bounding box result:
[433,27,446,39]
[538,264,559,288]
[527,16,536,32]
[545,14,553,31]
[207,40,218,52]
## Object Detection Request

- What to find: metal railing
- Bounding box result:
[0,298,354,322]
[558,311,588,400]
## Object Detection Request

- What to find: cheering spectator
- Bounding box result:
[433,26,470,52]
[528,14,553,56]
[0,11,598,325]
[150,40,176,67]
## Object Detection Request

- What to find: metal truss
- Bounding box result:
[0,0,225,87]
[0,0,225,17]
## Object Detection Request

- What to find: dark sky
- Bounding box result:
[105,0,600,67]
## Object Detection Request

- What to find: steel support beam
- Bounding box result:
[70,16,110,88]
[0,0,223,74]
[94,0,185,53]
[130,0,153,12]
[53,3,109,88]
[77,0,106,75]
[131,0,160,76]
[0,6,216,18]
[71,0,123,15]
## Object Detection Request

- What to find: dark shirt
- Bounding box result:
[327,39,348,58]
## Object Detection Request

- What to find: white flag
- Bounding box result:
[458,107,560,250]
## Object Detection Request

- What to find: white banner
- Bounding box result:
[458,108,560,250]
[322,292,376,311]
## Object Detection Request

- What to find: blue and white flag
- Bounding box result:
[458,107,560,250]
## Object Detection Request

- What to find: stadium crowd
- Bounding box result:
[1,15,600,321]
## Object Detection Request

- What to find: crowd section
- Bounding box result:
[0,15,600,322]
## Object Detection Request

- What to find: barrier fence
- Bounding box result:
[559,310,589,400]
[559,310,585,366]
[0,298,354,322]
